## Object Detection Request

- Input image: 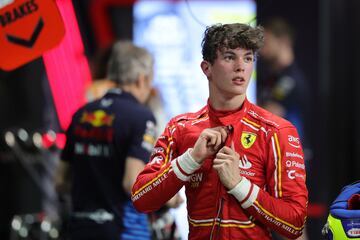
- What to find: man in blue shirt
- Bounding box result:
[55,41,156,240]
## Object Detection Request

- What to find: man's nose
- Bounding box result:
[234,59,245,72]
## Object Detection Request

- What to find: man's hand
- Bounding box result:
[213,142,242,189]
[190,126,229,164]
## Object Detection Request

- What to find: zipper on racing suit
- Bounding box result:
[210,124,233,240]
[210,197,224,240]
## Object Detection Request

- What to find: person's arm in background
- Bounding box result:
[128,155,183,207]
[54,114,76,196]
[132,119,187,213]
[123,157,148,195]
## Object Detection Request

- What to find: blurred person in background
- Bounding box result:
[87,41,184,240]
[55,41,157,240]
[258,17,311,240]
[258,17,312,162]
[132,23,308,240]
[86,45,116,101]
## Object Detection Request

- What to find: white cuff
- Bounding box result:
[228,177,259,209]
[171,148,201,181]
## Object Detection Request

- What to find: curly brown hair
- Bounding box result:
[201,23,264,64]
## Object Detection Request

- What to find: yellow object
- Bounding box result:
[327,214,360,240]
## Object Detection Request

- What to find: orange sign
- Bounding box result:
[0,0,65,70]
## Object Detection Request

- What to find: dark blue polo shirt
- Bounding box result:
[61,89,156,238]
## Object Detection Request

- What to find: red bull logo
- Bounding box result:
[80,110,114,127]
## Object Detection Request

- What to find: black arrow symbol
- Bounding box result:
[6,17,44,48]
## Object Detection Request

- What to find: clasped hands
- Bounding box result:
[190,126,242,189]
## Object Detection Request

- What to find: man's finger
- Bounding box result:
[215,152,229,159]
[218,146,232,154]
[213,158,226,167]
[218,127,229,143]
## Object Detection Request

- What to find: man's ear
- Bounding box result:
[136,74,146,88]
[200,60,211,78]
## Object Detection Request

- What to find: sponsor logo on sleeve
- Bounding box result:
[150,156,163,165]
[241,132,257,149]
[285,160,305,170]
[141,120,156,152]
[287,170,305,180]
[288,135,300,148]
[151,147,164,156]
[285,152,303,159]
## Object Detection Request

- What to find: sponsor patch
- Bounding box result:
[141,120,156,152]
[287,170,305,180]
[285,152,303,159]
[342,219,360,238]
[285,160,305,170]
[241,132,257,149]
[149,156,163,165]
[190,172,203,188]
[348,228,360,237]
[288,135,300,148]
[239,154,252,169]
[151,147,164,156]
[80,110,114,127]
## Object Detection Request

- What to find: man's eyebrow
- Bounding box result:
[221,49,254,55]
[244,50,254,55]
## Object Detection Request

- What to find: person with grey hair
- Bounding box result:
[55,41,157,240]
[132,23,308,239]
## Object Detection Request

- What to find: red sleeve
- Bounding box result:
[131,119,201,213]
[229,126,308,239]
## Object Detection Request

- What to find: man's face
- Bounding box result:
[260,31,280,62]
[204,47,255,98]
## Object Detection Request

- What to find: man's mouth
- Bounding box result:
[232,77,245,85]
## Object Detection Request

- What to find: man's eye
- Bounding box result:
[224,55,233,60]
[244,56,254,62]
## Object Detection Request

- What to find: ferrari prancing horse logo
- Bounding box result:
[241,132,257,149]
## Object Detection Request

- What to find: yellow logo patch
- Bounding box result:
[241,132,257,149]
[80,110,114,127]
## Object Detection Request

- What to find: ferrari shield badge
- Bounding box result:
[241,132,257,149]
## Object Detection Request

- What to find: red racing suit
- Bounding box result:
[132,99,308,240]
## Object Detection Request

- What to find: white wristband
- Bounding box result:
[171,148,201,181]
[228,177,259,209]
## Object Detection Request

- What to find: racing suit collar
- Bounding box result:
[207,98,250,126]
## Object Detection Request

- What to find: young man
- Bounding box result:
[55,41,156,240]
[132,23,308,239]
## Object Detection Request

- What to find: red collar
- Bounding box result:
[206,98,250,126]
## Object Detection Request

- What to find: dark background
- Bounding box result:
[0,0,359,239]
